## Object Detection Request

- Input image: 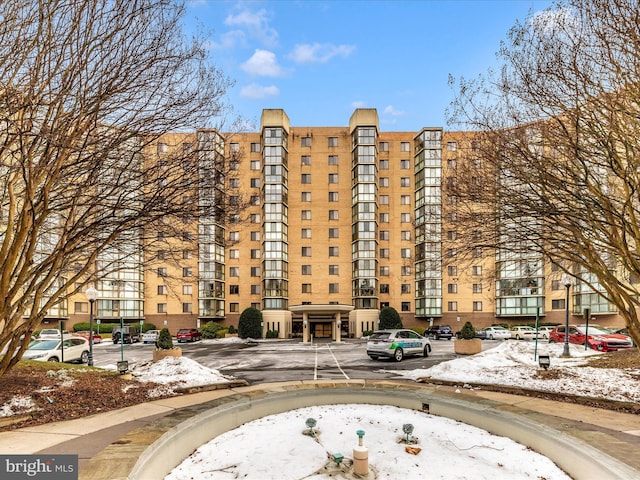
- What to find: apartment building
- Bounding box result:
[60,108,621,337]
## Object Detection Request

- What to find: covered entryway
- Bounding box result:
[289,304,355,343]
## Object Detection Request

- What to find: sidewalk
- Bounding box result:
[0,380,639,479]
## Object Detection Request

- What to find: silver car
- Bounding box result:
[367,329,431,362]
[23,337,90,363]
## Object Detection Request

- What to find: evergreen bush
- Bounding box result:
[238,307,263,339]
[378,306,403,330]
[201,322,225,339]
[459,321,476,340]
[156,328,174,349]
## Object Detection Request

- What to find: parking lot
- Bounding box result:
[90,337,505,384]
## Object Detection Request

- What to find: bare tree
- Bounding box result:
[447,0,640,345]
[0,0,236,374]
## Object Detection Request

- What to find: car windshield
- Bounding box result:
[577,326,608,335]
[28,340,59,350]
[40,330,59,335]
[491,327,507,331]
[370,332,391,340]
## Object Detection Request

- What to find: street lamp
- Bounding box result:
[561,274,572,357]
[85,286,98,367]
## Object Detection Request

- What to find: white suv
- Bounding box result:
[367,329,431,362]
[23,337,90,363]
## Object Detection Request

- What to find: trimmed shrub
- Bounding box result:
[227,324,237,334]
[201,322,225,339]
[266,330,279,338]
[459,321,476,340]
[157,328,174,349]
[378,306,403,330]
[238,307,263,339]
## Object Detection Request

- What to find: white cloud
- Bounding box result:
[288,43,356,64]
[529,7,577,37]
[240,83,280,99]
[206,30,246,50]
[225,7,278,47]
[351,101,367,108]
[383,105,406,116]
[241,49,286,77]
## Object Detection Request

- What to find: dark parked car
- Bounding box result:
[176,328,202,343]
[425,325,453,340]
[112,325,140,344]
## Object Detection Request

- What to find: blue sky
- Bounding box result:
[186,0,553,131]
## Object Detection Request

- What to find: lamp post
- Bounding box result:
[562,274,572,357]
[85,286,98,367]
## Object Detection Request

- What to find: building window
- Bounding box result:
[447,141,457,151]
[379,213,389,223]
[379,195,389,205]
[301,173,311,183]
[250,231,260,241]
[400,160,410,169]
[472,265,482,275]
[251,266,260,276]
[380,266,389,276]
[448,265,458,276]
[302,265,312,275]
[400,177,410,187]
[380,142,389,152]
[301,228,312,239]
[182,231,193,241]
[302,247,311,257]
[250,195,260,206]
[448,284,458,294]
[401,230,411,241]
[228,213,240,223]
[328,155,338,165]
[250,213,260,223]
[229,285,239,294]
[229,178,239,188]
[250,142,260,152]
[401,213,411,223]
[302,210,312,220]
[380,248,389,258]
[401,248,411,258]
[329,210,339,220]
[448,159,457,169]
[380,284,389,294]
[329,265,339,275]
[250,160,260,170]
[401,302,410,312]
[328,137,338,147]
[183,250,192,259]
[302,283,312,293]
[229,231,239,242]
[552,299,566,309]
[401,195,410,205]
[157,285,167,295]
[301,155,311,166]
[447,248,457,258]
[401,266,412,276]
[329,246,339,256]
[447,230,457,241]
[328,173,338,184]
[301,137,311,147]
[329,228,339,238]
[157,303,167,313]
[400,142,410,152]
[229,249,239,259]
[250,178,260,188]
[380,230,389,241]
[74,302,88,313]
[251,285,260,294]
[229,267,239,277]
[157,142,168,154]
[551,280,561,291]
[229,303,239,313]
[448,301,458,311]
[380,159,389,170]
[473,247,483,258]
[157,250,166,260]
[401,284,411,294]
[473,283,483,294]
[329,283,339,293]
[183,284,193,295]
[329,192,339,202]
[473,301,483,311]
[183,303,193,313]
[157,267,167,277]
[380,177,389,187]
[301,192,311,202]
[251,249,260,259]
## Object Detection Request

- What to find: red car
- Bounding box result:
[549,325,633,352]
[176,328,201,343]
[74,331,102,344]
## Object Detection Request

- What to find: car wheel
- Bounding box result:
[48,357,59,362]
[394,348,404,362]
[368,355,379,360]
[543,334,549,340]
[516,334,521,340]
[549,339,556,343]
[489,334,494,340]
[423,345,430,357]
[80,351,89,364]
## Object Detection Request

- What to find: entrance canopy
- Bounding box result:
[289,304,354,343]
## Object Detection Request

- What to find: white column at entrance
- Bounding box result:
[335,313,342,343]
[303,313,309,343]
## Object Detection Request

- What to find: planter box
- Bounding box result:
[454,338,482,355]
[224,333,239,338]
[153,347,182,362]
